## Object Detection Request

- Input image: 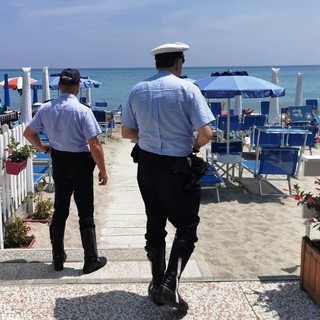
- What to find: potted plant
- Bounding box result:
[292,179,320,306]
[4,216,35,248]
[24,185,54,223]
[6,136,36,175]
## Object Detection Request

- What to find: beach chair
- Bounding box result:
[241,115,267,140]
[249,126,282,151]
[287,105,313,126]
[33,164,52,191]
[313,113,320,126]
[200,164,225,203]
[216,115,241,141]
[94,102,108,108]
[260,101,270,118]
[239,146,300,196]
[287,125,318,155]
[110,104,123,123]
[33,152,53,191]
[306,99,318,111]
[206,140,243,179]
[92,109,109,143]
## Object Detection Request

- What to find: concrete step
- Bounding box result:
[0,249,207,285]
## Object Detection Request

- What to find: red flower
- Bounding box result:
[294,194,301,201]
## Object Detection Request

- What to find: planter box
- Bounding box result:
[23,217,49,224]
[5,159,27,175]
[4,235,36,249]
[300,236,320,306]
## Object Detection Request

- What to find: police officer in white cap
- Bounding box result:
[121,42,214,311]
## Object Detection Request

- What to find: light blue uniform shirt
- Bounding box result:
[122,71,215,157]
[27,93,101,152]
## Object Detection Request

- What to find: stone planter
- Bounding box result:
[300,236,320,306]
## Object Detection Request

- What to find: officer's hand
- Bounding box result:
[98,172,108,185]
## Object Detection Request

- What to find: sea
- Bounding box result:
[1,65,320,113]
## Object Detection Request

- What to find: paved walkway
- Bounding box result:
[0,137,320,319]
[100,138,175,249]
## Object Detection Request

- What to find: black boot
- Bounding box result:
[80,227,107,274]
[145,244,166,305]
[155,239,195,311]
[49,225,67,271]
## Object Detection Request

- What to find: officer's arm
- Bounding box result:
[193,124,212,151]
[122,125,139,141]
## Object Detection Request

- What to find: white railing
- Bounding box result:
[0,123,34,249]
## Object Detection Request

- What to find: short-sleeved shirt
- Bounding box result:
[122,71,214,157]
[27,93,102,152]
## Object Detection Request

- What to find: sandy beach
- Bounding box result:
[29,125,320,281]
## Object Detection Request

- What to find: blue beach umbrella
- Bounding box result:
[195,74,285,99]
[4,74,10,110]
[195,71,285,153]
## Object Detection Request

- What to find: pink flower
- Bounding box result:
[309,218,316,224]
[23,222,31,231]
[307,197,316,204]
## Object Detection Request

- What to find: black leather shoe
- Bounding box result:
[53,252,67,271]
[83,256,107,274]
[148,282,163,306]
[155,280,189,311]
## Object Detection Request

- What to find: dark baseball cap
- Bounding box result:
[59,68,81,85]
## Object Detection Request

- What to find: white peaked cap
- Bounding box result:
[150,42,190,56]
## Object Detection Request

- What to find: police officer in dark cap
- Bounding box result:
[122,42,214,311]
[24,68,108,274]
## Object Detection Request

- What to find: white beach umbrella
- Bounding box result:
[42,66,51,102]
[234,95,242,116]
[269,67,280,124]
[295,73,303,106]
[21,67,32,125]
[86,87,92,106]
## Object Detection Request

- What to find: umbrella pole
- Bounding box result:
[227,98,231,179]
[227,98,230,154]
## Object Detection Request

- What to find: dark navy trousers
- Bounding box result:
[137,149,201,248]
[50,148,96,230]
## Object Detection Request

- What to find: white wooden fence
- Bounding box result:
[0,123,34,249]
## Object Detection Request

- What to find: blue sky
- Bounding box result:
[1,0,320,68]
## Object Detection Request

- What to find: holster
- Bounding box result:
[185,154,209,190]
[131,143,140,163]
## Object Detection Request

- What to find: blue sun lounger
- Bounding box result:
[200,164,225,202]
